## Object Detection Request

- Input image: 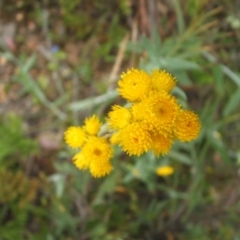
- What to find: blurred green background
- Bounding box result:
[0,0,240,239]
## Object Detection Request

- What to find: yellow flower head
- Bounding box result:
[118,68,151,102]
[174,109,201,142]
[151,69,176,92]
[73,136,113,177]
[84,115,102,135]
[156,166,174,177]
[85,136,113,178]
[142,91,180,132]
[150,132,173,156]
[107,105,132,130]
[64,126,86,148]
[120,122,152,156]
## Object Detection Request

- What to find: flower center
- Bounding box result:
[94,148,102,156]
[153,102,171,120]
[132,137,139,143]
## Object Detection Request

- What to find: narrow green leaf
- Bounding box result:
[68,90,118,111]
[172,86,187,101]
[223,88,240,116]
[22,54,36,72]
[169,150,192,165]
[203,51,240,87]
[172,0,185,34]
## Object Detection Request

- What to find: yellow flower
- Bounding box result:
[119,122,152,156]
[73,136,113,178]
[64,126,86,148]
[86,136,113,178]
[84,115,101,135]
[151,69,176,92]
[118,68,151,102]
[156,166,174,176]
[139,91,180,133]
[107,105,132,130]
[174,109,201,142]
[73,136,113,177]
[150,132,173,156]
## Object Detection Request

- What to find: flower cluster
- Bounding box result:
[64,115,113,178]
[108,68,201,156]
[64,68,201,178]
